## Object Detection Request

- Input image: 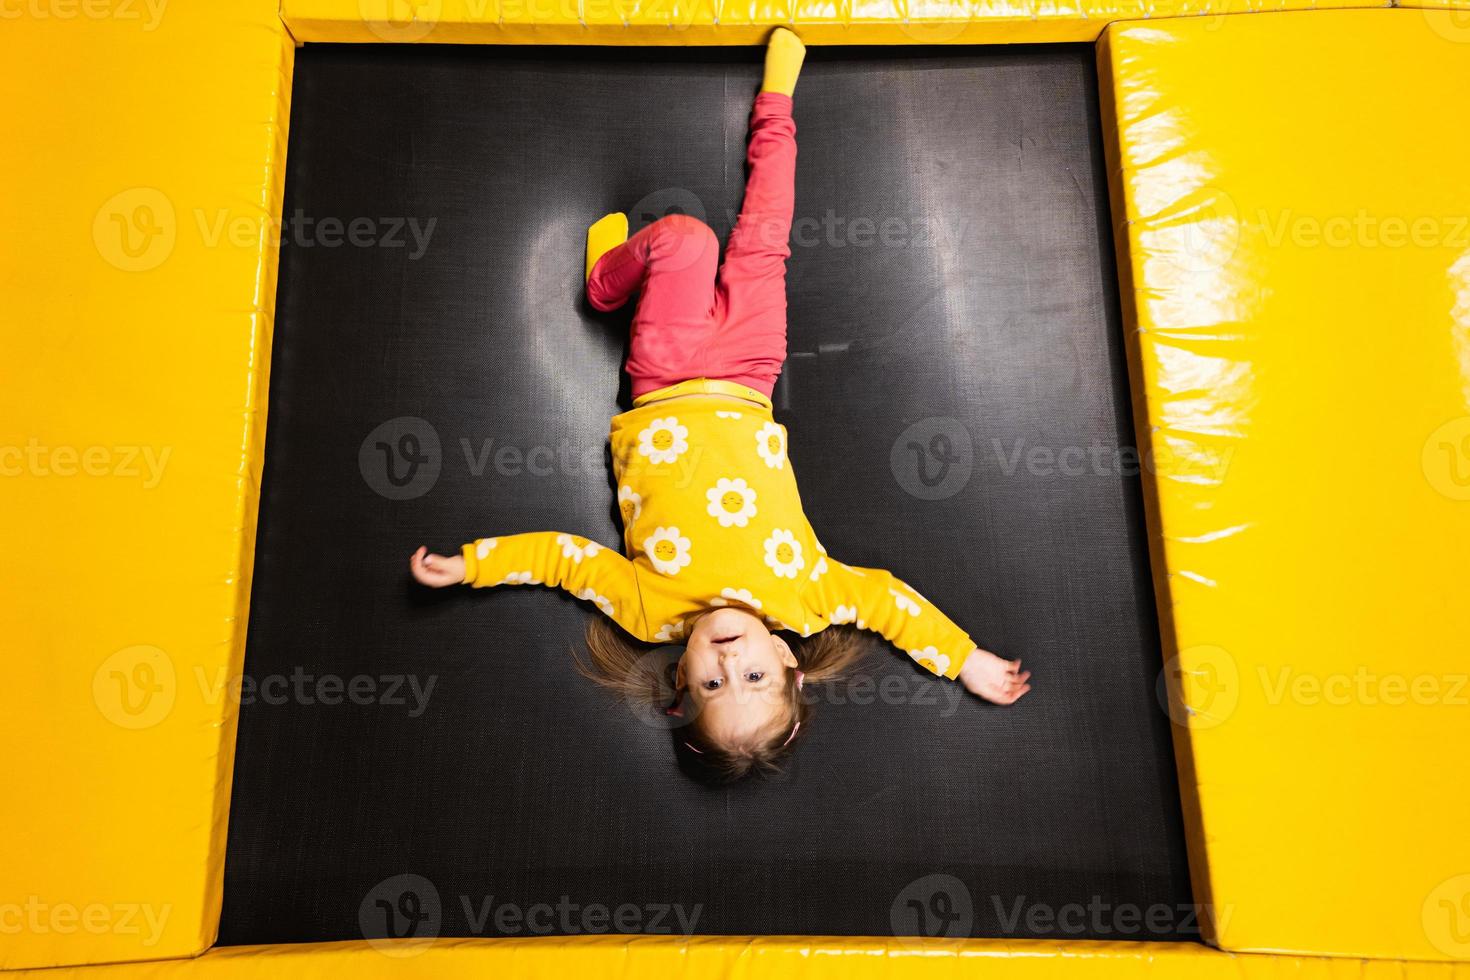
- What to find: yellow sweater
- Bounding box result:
[460,380,975,680]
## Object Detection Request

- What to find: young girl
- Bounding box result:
[411,28,1030,780]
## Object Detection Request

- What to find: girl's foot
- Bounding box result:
[586,212,628,281]
[761,27,805,97]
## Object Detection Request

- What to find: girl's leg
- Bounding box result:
[709,91,798,397]
[589,29,803,400]
[587,214,721,398]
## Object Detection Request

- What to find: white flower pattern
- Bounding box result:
[618,485,642,524]
[557,534,603,564]
[754,421,787,469]
[637,417,689,465]
[500,571,540,585]
[711,587,762,610]
[476,538,498,560]
[654,621,686,643]
[575,588,615,618]
[762,529,804,579]
[908,646,951,676]
[889,589,921,617]
[705,477,757,528]
[643,526,692,576]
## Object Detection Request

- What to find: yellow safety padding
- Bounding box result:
[4,937,1470,979]
[1098,8,1470,962]
[285,0,1380,45]
[1394,2,1470,57]
[0,1,292,971]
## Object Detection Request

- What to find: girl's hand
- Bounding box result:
[959,648,1031,705]
[410,545,465,587]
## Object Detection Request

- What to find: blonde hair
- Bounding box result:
[574,614,870,783]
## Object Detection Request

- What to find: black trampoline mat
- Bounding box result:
[220,43,1194,945]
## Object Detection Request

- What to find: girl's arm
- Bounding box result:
[410,532,641,635]
[817,560,1030,704]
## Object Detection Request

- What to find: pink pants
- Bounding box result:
[587,92,796,399]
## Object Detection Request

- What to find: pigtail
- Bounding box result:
[573,614,668,708]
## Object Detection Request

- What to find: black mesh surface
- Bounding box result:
[220,43,1194,946]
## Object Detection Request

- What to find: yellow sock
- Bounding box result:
[761,27,805,97]
[586,212,628,281]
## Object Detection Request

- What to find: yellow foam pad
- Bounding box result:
[0,0,291,970]
[1099,8,1470,962]
[290,0,1373,44]
[6,936,1470,979]
[7,0,1469,973]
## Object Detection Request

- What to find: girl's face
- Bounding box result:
[677,606,798,746]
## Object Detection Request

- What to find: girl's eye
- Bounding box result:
[746,672,764,682]
[703,679,723,690]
